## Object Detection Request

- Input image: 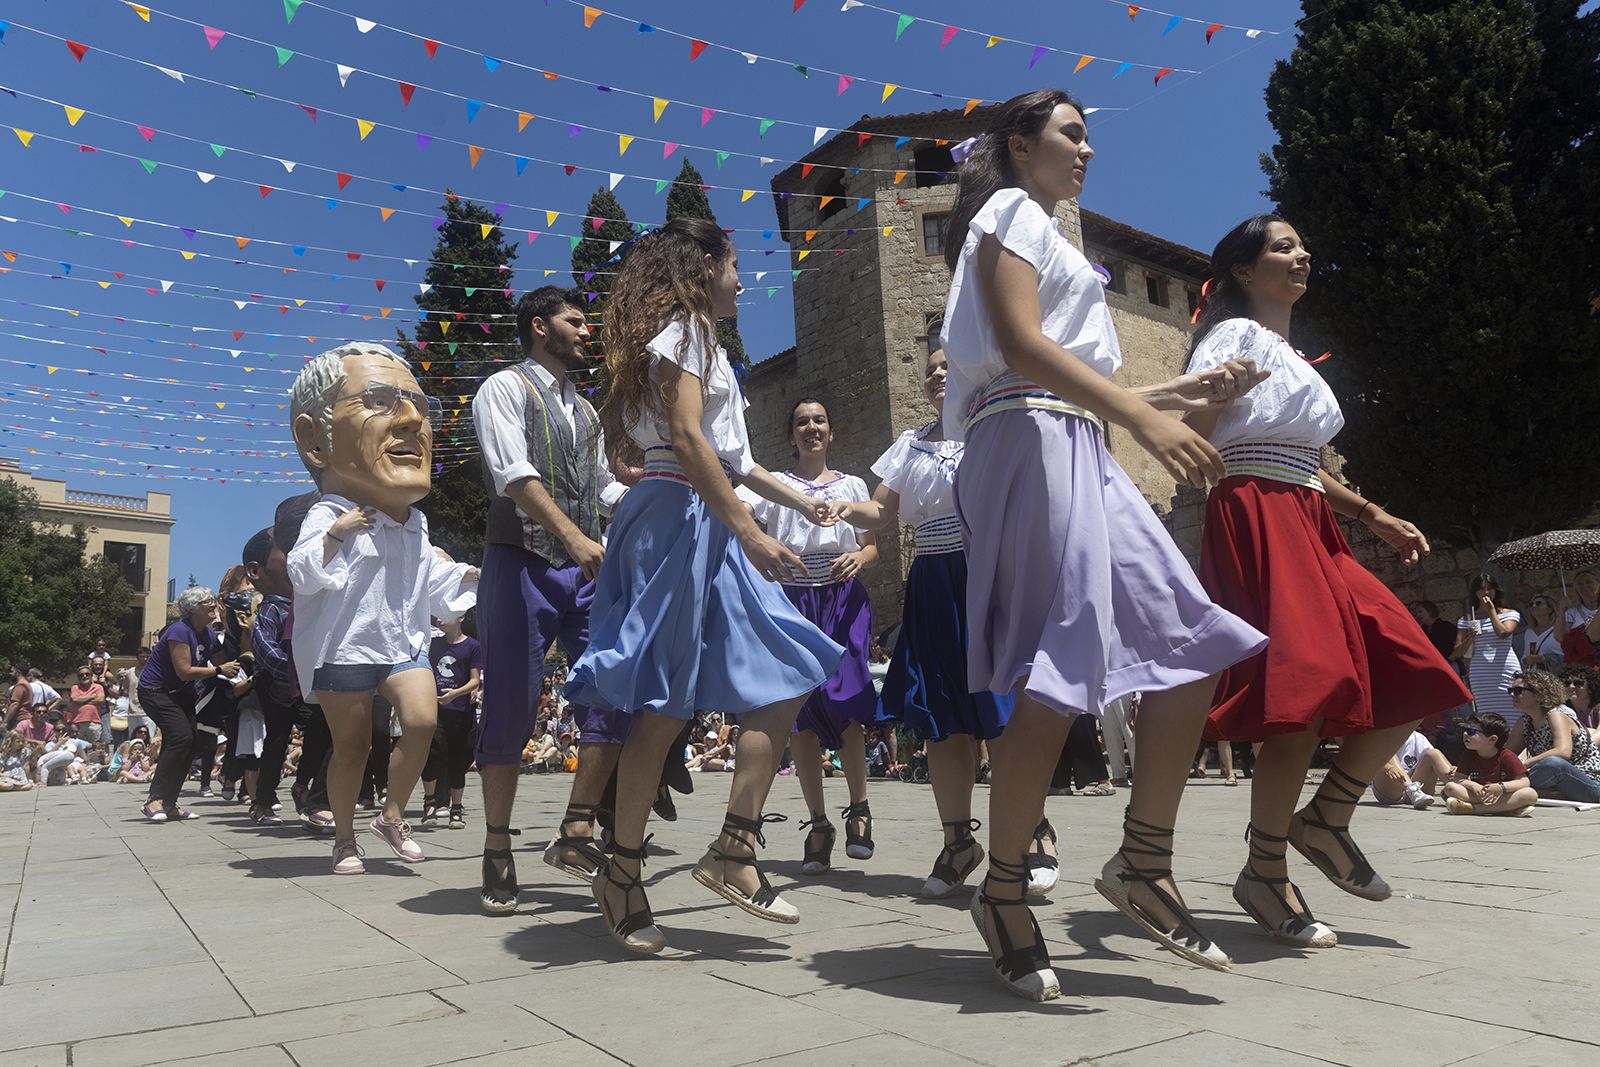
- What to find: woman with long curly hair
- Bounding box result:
[1185,214,1471,950]
[564,217,843,954]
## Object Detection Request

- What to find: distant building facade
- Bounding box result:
[1,456,175,655]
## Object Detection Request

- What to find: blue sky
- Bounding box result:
[0,0,1298,606]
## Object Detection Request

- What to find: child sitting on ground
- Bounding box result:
[1442,712,1537,815]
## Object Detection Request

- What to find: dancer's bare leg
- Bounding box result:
[554,741,622,866]
[838,722,870,841]
[927,736,977,834]
[704,695,809,898]
[377,669,438,824]
[1244,728,1322,912]
[597,711,685,917]
[984,691,1072,951]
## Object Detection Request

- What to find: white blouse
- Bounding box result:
[287,494,477,698]
[739,472,869,557]
[1185,318,1344,449]
[625,318,754,477]
[940,188,1121,440]
[871,422,961,528]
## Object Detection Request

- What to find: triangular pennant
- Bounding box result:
[196,171,215,183]
[618,134,634,155]
[275,46,293,66]
[283,0,304,23]
[517,111,533,131]
[655,179,669,194]
[1205,23,1224,44]
[12,129,33,148]
[357,119,376,140]
[484,55,501,72]
[258,185,273,198]
[203,26,225,50]
[299,104,317,122]
[1030,46,1048,68]
[210,143,227,157]
[465,99,484,123]
[653,98,668,122]
[690,39,708,60]
[397,81,417,106]
[716,150,730,167]
[894,14,914,40]
[139,159,158,174]
[337,64,356,87]
[127,3,151,20]
[881,84,898,103]
[515,155,530,175]
[941,25,958,48]
[546,210,560,226]
[986,35,1002,47]
[1113,62,1131,79]
[480,223,495,239]
[355,17,376,33]
[63,106,86,127]
[1163,15,1182,35]
[336,172,353,189]
[583,7,601,27]
[759,119,776,136]
[157,66,185,82]
[662,142,679,158]
[1074,55,1094,74]
[701,107,714,127]
[66,40,90,62]
[379,207,395,221]
[837,75,853,96]
[1154,67,1174,84]
[814,126,830,145]
[468,144,485,168]
[423,39,439,57]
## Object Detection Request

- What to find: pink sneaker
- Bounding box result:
[332,838,365,875]
[369,815,425,862]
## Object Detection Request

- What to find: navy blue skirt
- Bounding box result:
[880,550,1013,742]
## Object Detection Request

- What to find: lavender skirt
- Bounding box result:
[785,578,878,749]
[956,409,1267,717]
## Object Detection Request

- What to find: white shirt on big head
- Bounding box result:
[871,421,962,527]
[1185,318,1344,449]
[626,318,754,477]
[286,493,478,698]
[940,188,1121,441]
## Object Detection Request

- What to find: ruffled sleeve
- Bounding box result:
[968,188,1057,273]
[1186,317,1273,376]
[287,499,350,595]
[870,430,917,496]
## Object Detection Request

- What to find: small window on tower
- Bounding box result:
[921,213,949,258]
[1186,287,1202,315]
[912,144,955,188]
[1146,274,1169,307]
[818,172,848,220]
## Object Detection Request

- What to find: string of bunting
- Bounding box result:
[0,188,815,295]
[1105,2,1279,38]
[829,0,1207,79]
[0,411,481,459]
[89,4,1034,190]
[4,453,316,484]
[1,25,928,223]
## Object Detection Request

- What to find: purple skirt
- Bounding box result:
[784,578,878,748]
[955,409,1266,717]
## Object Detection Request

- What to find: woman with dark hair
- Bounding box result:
[739,399,879,874]
[565,217,843,953]
[1184,214,1471,950]
[136,586,240,821]
[1453,576,1524,749]
[940,88,1270,999]
[834,345,1019,898]
[1559,664,1600,730]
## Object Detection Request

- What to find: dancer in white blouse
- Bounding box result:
[741,400,880,872]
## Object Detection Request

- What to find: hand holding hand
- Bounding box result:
[1162,359,1271,412]
[830,551,863,583]
[799,494,838,527]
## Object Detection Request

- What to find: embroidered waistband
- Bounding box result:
[1219,442,1324,491]
[964,370,1096,432]
[638,446,732,485]
[913,514,964,556]
[782,552,849,587]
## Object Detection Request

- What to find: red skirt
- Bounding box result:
[1200,477,1471,741]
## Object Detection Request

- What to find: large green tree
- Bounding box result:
[399,193,520,561]
[1263,0,1598,554]
[0,479,134,675]
[569,185,634,366]
[666,159,749,365]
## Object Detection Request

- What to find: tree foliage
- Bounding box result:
[665,159,749,366]
[569,186,635,365]
[0,479,135,675]
[399,193,520,562]
[1263,0,1599,553]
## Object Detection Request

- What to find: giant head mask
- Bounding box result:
[289,343,439,519]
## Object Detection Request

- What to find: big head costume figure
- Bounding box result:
[289,342,441,518]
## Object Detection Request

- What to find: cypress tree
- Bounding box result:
[1263,0,1598,553]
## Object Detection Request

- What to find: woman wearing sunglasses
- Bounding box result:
[1512,671,1600,804]
[1521,595,1564,672]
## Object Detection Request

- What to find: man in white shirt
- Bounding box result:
[28,670,63,716]
[471,286,628,916]
[118,648,156,740]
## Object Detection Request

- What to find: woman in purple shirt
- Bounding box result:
[136,586,239,822]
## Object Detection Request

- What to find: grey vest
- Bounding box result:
[482,362,602,565]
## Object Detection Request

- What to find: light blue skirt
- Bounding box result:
[564,475,843,719]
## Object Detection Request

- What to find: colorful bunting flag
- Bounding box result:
[583,6,601,28]
[882,84,899,102]
[467,144,485,168]
[398,81,417,105]
[837,75,853,95]
[356,119,376,140]
[941,26,958,48]
[66,40,90,63]
[895,14,914,40]
[465,99,484,122]
[274,46,293,66]
[283,0,303,23]
[1154,67,1174,84]
[63,106,85,127]
[337,64,355,87]
[126,3,151,21]
[1074,55,1094,74]
[653,98,668,122]
[618,134,634,155]
[203,26,225,50]
[423,39,439,58]
[517,111,533,131]
[1205,23,1223,43]
[690,39,708,60]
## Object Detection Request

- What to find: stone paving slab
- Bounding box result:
[2,773,1597,1066]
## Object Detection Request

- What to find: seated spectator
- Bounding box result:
[688,726,738,773]
[115,739,152,783]
[866,727,891,778]
[36,726,90,787]
[27,669,64,716]
[1560,665,1600,733]
[16,706,55,744]
[1442,712,1537,815]
[1514,670,1600,803]
[1371,730,1454,809]
[0,731,36,791]
[527,719,566,773]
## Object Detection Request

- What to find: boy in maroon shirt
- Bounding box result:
[1443,712,1537,815]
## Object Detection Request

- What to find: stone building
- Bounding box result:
[0,455,175,656]
[745,106,1212,621]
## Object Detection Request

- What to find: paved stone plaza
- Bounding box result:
[1,772,1595,1066]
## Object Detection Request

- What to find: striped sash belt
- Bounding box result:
[638,445,733,485]
[964,370,1097,433]
[913,514,963,556]
[1219,442,1324,491]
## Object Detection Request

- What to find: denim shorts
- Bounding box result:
[311,649,431,693]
